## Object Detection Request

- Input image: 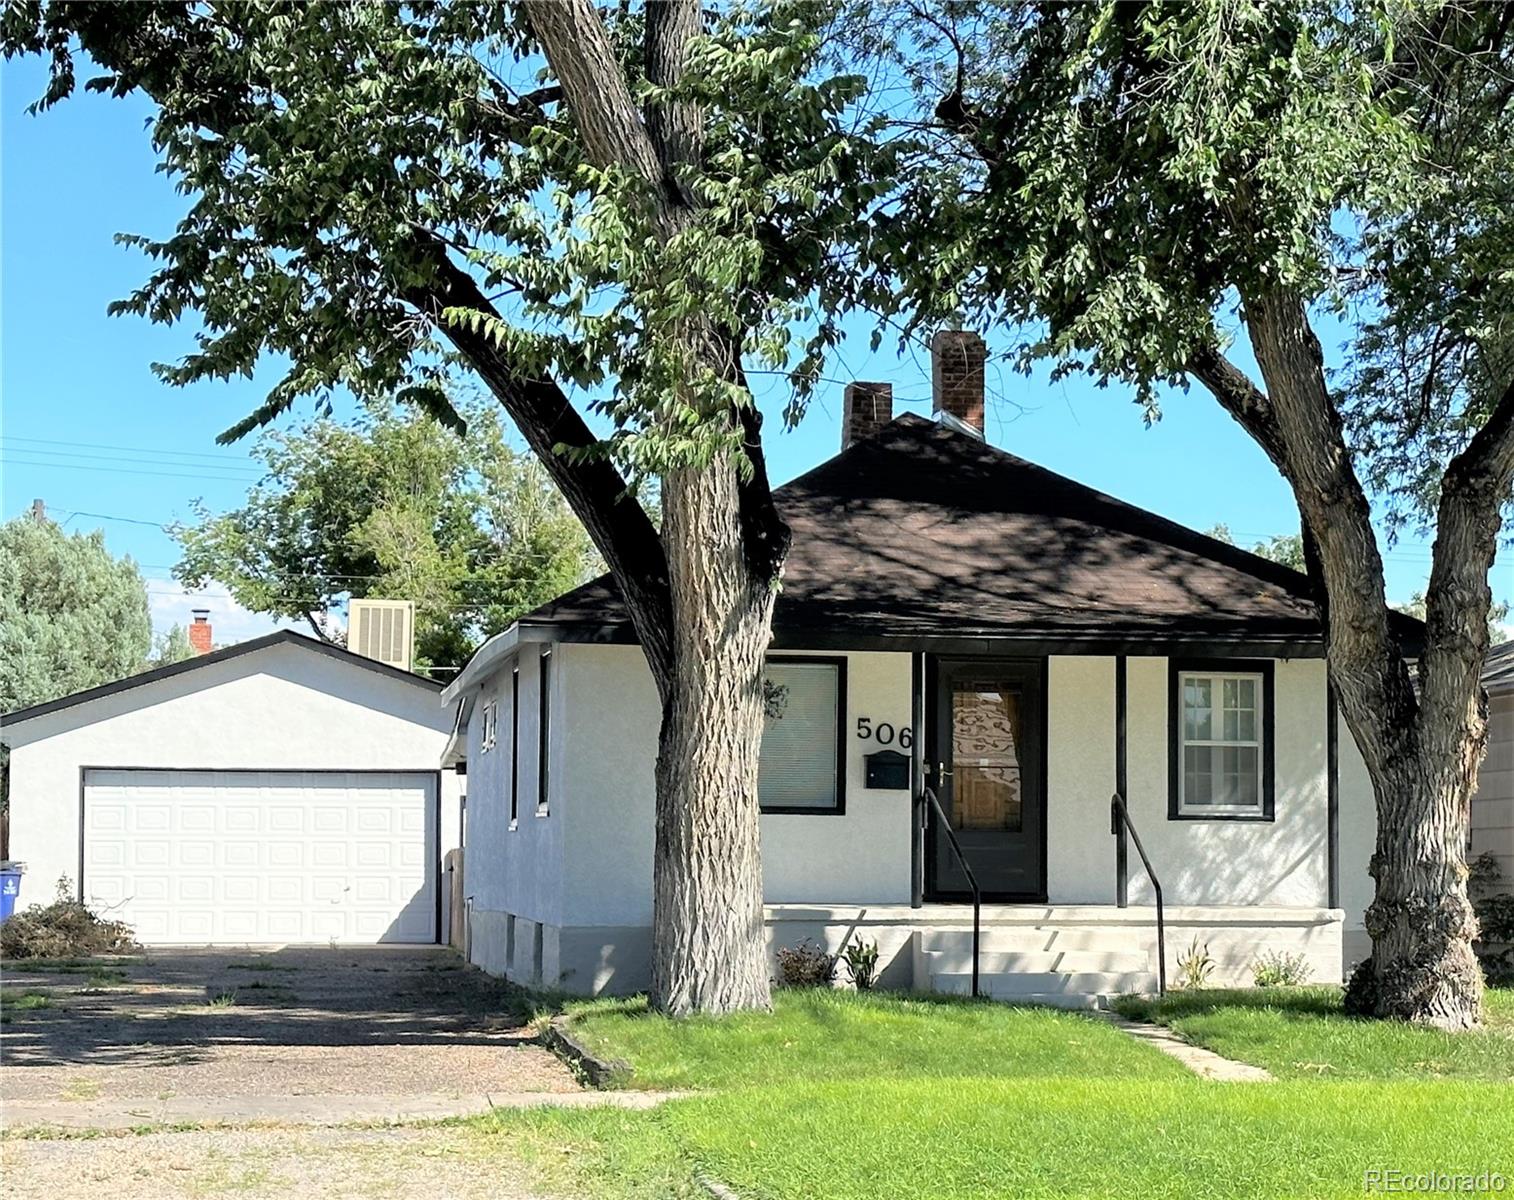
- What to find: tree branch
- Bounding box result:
[1241,287,1419,762]
[58,2,679,694]
[525,0,789,587]
[522,0,664,189]
[1420,372,1514,739]
[401,231,676,696]
[1185,343,1290,471]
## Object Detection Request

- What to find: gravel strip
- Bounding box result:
[2,1123,555,1200]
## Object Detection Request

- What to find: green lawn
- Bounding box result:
[1113,986,1514,1081]
[564,989,1188,1088]
[477,988,1514,1200]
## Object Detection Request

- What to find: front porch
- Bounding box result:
[765,902,1345,1006]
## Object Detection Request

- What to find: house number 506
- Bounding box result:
[856,717,913,749]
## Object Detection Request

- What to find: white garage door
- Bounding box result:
[83,769,437,945]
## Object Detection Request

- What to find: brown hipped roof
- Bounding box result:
[524,414,1407,651]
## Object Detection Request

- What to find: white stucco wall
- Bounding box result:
[1337,709,1378,970]
[2,640,460,909]
[463,642,565,946]
[552,645,915,933]
[1111,657,1331,909]
[1471,690,1514,889]
[460,641,1369,991]
[1046,656,1118,904]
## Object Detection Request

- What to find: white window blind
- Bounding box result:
[758,661,840,810]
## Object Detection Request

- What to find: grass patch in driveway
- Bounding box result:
[228,960,300,973]
[2,957,138,976]
[559,989,1186,1090]
[8,991,54,1011]
[1112,986,1514,1080]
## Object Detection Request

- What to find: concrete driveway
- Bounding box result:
[0,946,582,1129]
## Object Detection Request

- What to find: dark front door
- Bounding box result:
[926,658,1045,901]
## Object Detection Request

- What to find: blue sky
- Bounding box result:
[3,55,1506,642]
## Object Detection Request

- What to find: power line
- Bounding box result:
[5,434,257,464]
[2,456,262,484]
[4,445,263,476]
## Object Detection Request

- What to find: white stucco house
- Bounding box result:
[1,631,461,945]
[1472,642,1514,892]
[441,331,1414,1004]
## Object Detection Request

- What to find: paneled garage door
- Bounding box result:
[82,769,438,945]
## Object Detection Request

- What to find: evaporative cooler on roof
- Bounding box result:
[347,598,415,672]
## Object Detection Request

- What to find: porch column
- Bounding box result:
[1114,654,1129,907]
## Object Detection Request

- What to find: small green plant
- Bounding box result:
[841,939,881,991]
[1174,937,1215,991]
[207,989,238,1008]
[1252,949,1311,988]
[774,939,835,988]
[9,991,53,1011]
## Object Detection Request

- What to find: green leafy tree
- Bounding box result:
[173,402,596,670]
[0,514,153,817]
[1394,594,1510,647]
[878,1,1513,1027]
[1205,525,1308,572]
[5,0,890,1013]
[148,624,198,667]
[0,515,151,712]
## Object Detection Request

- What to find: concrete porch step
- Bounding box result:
[918,927,1146,956]
[921,948,1150,975]
[928,969,1152,999]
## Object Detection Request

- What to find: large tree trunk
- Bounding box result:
[1350,733,1484,1027]
[526,0,781,1015]
[1236,287,1490,1030]
[651,460,776,1014]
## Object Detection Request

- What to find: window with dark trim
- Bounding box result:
[537,650,552,815]
[758,655,847,814]
[509,665,520,826]
[1168,658,1275,821]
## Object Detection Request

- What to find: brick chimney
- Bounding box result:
[188,609,213,656]
[842,381,893,449]
[931,329,987,437]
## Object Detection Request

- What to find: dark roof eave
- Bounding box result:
[539,618,1337,659]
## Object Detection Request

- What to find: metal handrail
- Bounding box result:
[923,785,981,998]
[1111,793,1166,996]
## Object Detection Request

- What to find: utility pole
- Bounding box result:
[29,498,46,522]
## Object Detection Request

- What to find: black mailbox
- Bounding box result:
[864,749,910,790]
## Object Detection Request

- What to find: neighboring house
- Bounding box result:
[1472,641,1514,891]
[1,630,461,945]
[441,331,1412,1003]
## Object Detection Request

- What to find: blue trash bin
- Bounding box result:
[0,864,23,922]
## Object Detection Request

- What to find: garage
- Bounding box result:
[83,769,439,944]
[2,631,461,946]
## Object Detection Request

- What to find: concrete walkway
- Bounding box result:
[3,1087,685,1133]
[1099,1012,1274,1081]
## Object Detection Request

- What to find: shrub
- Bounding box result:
[1174,937,1215,991]
[775,939,835,988]
[841,939,881,991]
[1252,949,1311,988]
[0,877,137,960]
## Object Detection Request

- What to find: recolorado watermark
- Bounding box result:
[1364,1169,1507,1193]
